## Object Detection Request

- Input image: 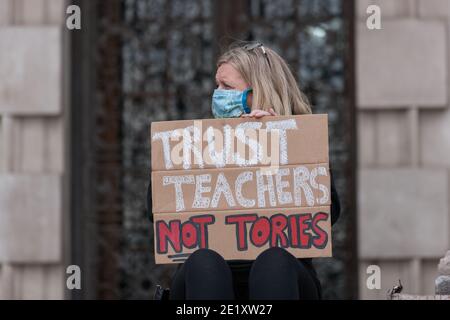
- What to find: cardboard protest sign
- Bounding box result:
[154,206,331,264]
[150,114,332,264]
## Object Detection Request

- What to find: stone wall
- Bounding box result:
[357,0,450,299]
[0,0,68,299]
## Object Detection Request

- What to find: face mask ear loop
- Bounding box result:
[242,88,252,114]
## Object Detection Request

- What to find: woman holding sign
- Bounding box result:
[147,42,341,300]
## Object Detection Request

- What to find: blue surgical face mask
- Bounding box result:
[211,88,252,118]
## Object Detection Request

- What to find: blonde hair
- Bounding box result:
[217,41,312,115]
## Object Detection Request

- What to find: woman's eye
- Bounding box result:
[215,83,233,90]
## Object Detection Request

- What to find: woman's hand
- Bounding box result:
[241,108,277,118]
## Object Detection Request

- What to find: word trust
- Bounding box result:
[152,119,299,171]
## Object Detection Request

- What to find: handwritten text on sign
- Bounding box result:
[151,115,332,264]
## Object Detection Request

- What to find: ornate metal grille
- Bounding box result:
[120,0,217,299]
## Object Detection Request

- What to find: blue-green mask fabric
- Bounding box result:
[211,88,252,118]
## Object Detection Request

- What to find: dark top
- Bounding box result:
[146,168,341,299]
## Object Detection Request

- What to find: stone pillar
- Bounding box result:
[356,0,450,299]
[0,0,69,300]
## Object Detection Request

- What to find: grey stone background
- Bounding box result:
[356,0,450,299]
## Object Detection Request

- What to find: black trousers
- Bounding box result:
[169,247,321,300]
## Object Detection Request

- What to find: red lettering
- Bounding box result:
[190,215,215,248]
[299,214,312,248]
[288,215,299,247]
[225,214,258,250]
[156,212,329,256]
[156,220,181,254]
[250,217,270,247]
[270,214,288,247]
[311,212,329,248]
[181,221,198,248]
